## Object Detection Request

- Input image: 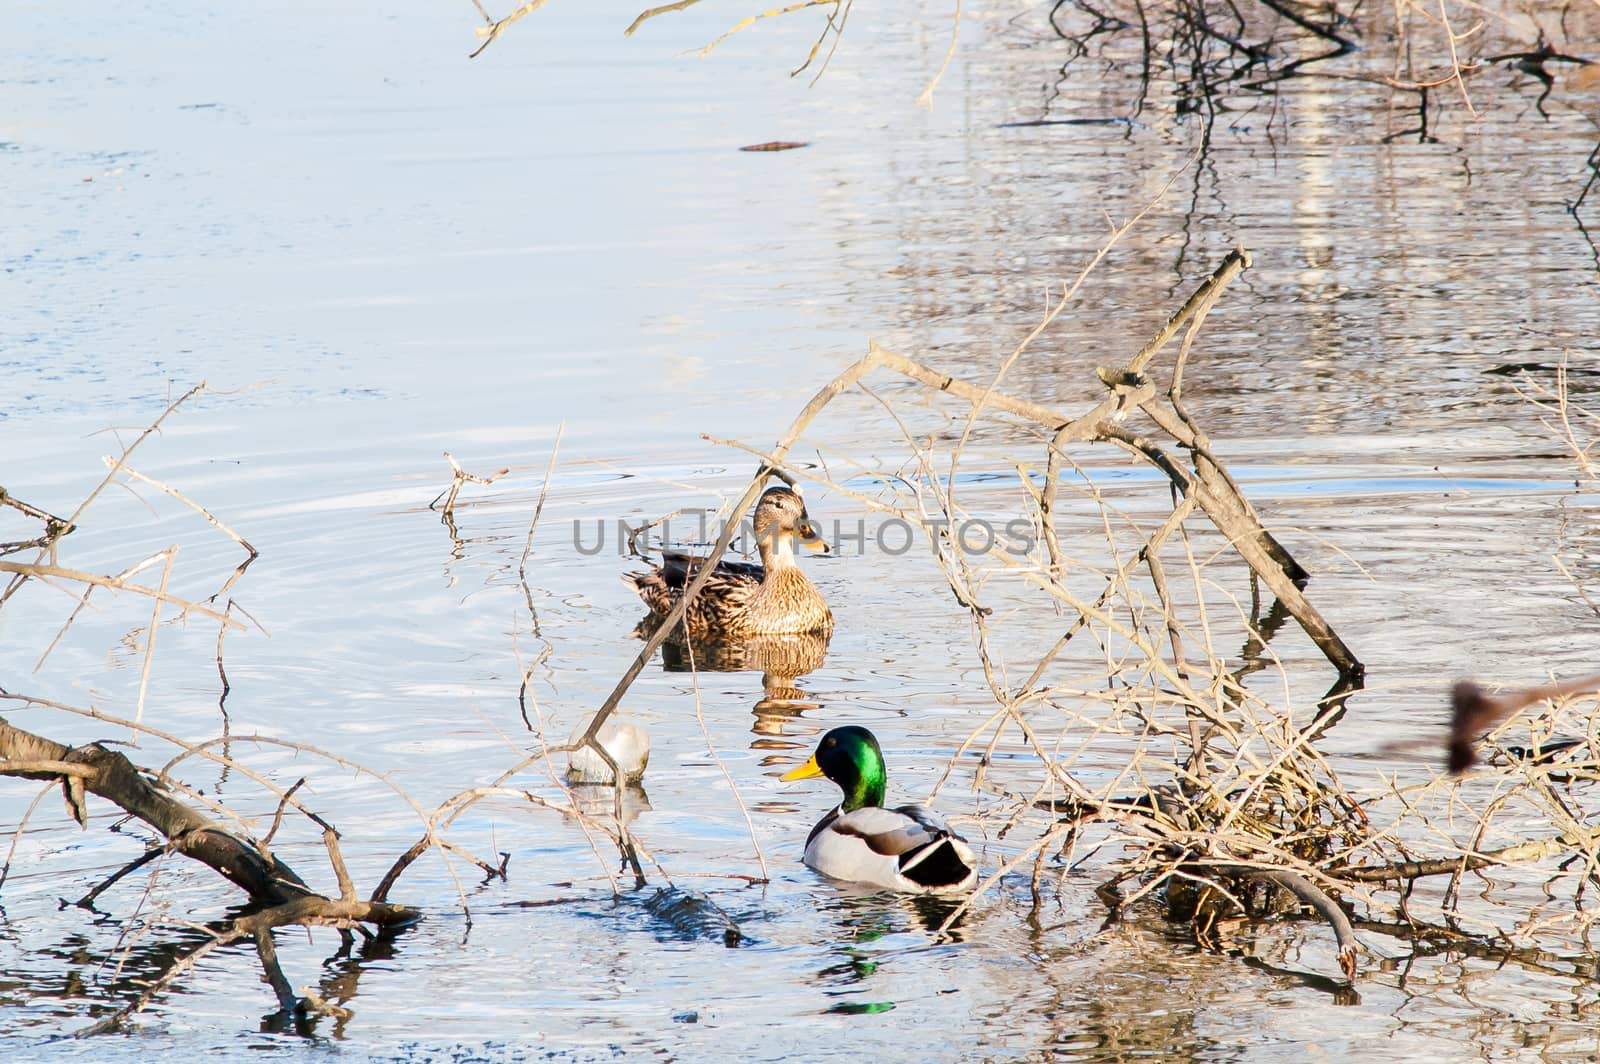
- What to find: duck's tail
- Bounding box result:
[622,569,676,616]
[900,836,979,892]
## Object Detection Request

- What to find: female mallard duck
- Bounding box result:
[781,726,978,894]
[623,486,832,638]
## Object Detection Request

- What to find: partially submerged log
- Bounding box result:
[0,717,418,1031]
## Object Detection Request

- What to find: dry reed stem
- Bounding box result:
[515,431,564,724]
[468,0,551,57]
[0,383,207,608]
[626,0,705,36]
[1512,353,1599,480]
[793,0,850,83]
[130,548,176,740]
[916,0,961,106]
[100,456,259,558]
[519,425,563,614]
[0,560,243,632]
[692,0,838,60]
[680,638,772,882]
[433,451,514,515]
[0,488,74,556]
[1435,0,1481,114]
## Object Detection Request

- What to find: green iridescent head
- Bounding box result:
[781,726,887,811]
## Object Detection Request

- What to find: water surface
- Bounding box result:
[4,0,1600,1059]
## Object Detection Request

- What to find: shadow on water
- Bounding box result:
[0,916,410,1042]
[1233,591,1364,735]
[1039,0,1581,135]
[1239,954,1361,1007]
[566,780,654,833]
[260,926,405,1040]
[0,928,219,1029]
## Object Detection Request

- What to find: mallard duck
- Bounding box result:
[781,726,978,894]
[623,486,832,638]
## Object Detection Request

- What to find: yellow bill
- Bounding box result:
[780,754,824,781]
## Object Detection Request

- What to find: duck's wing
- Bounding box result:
[623,551,765,621]
[825,805,977,892]
[657,551,765,589]
[827,805,945,855]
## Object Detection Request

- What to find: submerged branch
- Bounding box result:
[1340,835,1588,883]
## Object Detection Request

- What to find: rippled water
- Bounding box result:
[4,0,1600,1059]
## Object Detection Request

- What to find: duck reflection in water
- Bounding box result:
[645,625,832,737]
[808,888,969,1016]
[564,719,653,832]
[562,778,653,835]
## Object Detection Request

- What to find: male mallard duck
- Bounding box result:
[623,486,832,638]
[781,726,978,894]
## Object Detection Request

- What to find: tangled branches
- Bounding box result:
[0,391,662,1033]
[682,239,1600,987]
[5,225,1597,1035]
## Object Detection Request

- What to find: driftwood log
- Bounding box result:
[0,717,418,1031]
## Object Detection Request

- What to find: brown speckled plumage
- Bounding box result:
[623,487,832,638]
